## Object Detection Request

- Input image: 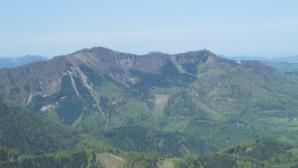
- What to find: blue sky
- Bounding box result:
[0,0,297,57]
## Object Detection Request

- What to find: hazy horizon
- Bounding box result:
[0,46,297,59]
[0,0,297,57]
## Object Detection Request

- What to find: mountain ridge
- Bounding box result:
[1,46,298,157]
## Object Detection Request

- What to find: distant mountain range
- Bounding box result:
[2,47,298,167]
[0,55,47,68]
[228,55,298,72]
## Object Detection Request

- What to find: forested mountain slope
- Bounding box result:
[1,47,298,156]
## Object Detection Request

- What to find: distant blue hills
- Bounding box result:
[0,55,48,68]
[227,55,298,73]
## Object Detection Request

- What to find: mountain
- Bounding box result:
[271,55,298,63]
[0,55,47,68]
[228,55,298,72]
[229,55,298,63]
[261,61,298,73]
[1,46,298,158]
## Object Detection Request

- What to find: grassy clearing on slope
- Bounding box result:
[158,158,177,168]
[154,94,169,118]
[96,153,126,168]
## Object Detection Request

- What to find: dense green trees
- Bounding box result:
[1,151,89,168]
[0,102,79,154]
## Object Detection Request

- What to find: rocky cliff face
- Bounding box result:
[0,56,68,104]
